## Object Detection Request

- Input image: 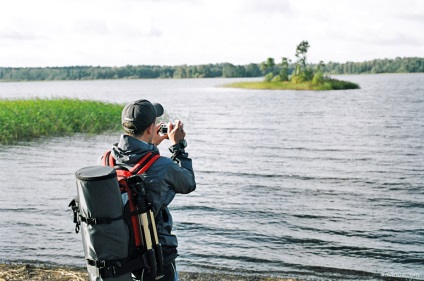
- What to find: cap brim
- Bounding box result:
[153,103,164,117]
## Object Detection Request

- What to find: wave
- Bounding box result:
[0,207,38,213]
[196,169,365,182]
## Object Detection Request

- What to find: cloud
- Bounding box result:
[368,32,424,47]
[244,0,292,14]
[0,0,422,67]
[0,29,37,41]
[73,20,110,35]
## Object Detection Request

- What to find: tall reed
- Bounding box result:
[0,98,123,144]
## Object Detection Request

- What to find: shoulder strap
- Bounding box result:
[102,150,115,167]
[130,152,160,175]
[102,150,160,176]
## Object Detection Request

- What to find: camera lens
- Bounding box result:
[160,125,168,134]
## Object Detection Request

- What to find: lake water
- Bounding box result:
[0,74,423,281]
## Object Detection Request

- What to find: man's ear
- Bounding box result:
[148,123,155,134]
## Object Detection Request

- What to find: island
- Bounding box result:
[224,41,360,91]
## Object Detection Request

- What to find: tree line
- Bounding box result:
[0,57,422,81]
[324,57,423,74]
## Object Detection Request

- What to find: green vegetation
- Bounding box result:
[226,41,360,91]
[0,98,123,144]
[0,57,422,82]
[0,64,261,81]
[225,79,359,91]
[325,57,423,74]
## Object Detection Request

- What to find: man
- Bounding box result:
[107,99,196,281]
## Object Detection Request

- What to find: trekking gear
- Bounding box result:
[70,151,165,281]
[71,166,132,281]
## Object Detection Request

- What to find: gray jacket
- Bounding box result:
[109,134,196,262]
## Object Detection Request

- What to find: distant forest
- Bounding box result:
[0,57,422,81]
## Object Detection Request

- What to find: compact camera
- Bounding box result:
[158,124,168,134]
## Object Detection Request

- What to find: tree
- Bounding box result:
[245,63,261,77]
[312,61,325,85]
[173,66,187,78]
[222,63,238,78]
[260,57,276,75]
[279,57,290,81]
[264,72,274,82]
[295,40,310,76]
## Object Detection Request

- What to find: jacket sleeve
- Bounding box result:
[164,153,196,194]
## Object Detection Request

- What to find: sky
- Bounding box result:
[0,0,423,67]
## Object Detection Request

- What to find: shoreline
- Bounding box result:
[0,263,294,281]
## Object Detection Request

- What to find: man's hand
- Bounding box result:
[168,120,186,145]
[152,122,169,146]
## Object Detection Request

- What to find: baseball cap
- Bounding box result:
[121,99,164,134]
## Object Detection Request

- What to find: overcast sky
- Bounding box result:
[1,0,423,67]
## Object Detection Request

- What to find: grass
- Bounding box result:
[224,79,360,91]
[0,98,123,144]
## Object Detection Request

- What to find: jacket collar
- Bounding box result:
[111,134,159,164]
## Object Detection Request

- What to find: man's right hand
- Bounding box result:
[168,120,186,145]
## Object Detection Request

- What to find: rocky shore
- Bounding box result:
[0,264,293,281]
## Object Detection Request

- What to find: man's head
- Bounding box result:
[122,99,164,135]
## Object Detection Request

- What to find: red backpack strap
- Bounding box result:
[102,150,116,167]
[130,152,160,175]
[102,150,160,178]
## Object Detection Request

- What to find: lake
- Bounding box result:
[0,74,423,280]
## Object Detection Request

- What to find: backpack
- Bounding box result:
[69,151,164,281]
